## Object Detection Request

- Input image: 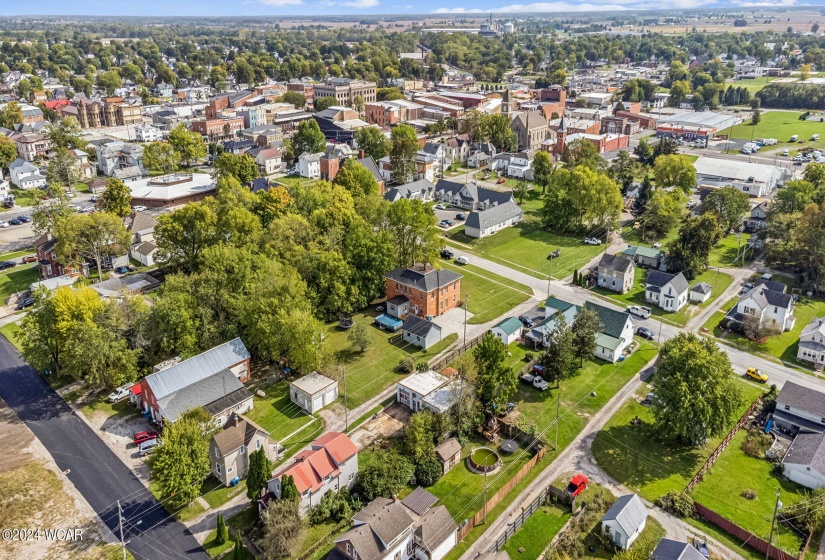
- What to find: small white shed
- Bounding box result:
[599,494,648,550]
[689,282,713,304]
[491,317,523,346]
[290,371,338,414]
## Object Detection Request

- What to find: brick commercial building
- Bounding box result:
[62,97,142,129]
[364,99,424,127]
[313,78,376,106]
[536,86,567,120]
[191,117,245,141]
[385,263,462,320]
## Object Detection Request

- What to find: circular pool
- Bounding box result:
[467,447,503,474]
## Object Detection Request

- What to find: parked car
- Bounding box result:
[90,195,100,202]
[626,305,652,319]
[64,190,75,198]
[438,220,450,228]
[652,241,661,249]
[496,178,506,184]
[139,439,160,455]
[434,204,446,210]
[441,248,455,259]
[636,326,655,340]
[783,149,790,157]
[114,265,135,274]
[518,315,537,328]
[133,430,159,446]
[532,376,549,391]
[565,474,588,497]
[8,219,22,226]
[107,383,134,403]
[0,260,17,270]
[21,256,36,263]
[583,237,602,245]
[455,213,467,220]
[0,221,9,228]
[693,539,710,560]
[455,255,470,265]
[16,297,35,310]
[82,206,95,213]
[17,215,31,223]
[132,205,147,212]
[745,367,768,383]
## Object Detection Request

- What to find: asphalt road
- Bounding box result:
[0,336,211,560]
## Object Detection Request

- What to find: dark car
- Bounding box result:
[636,326,655,340]
[115,265,135,274]
[16,215,31,223]
[0,261,16,270]
[441,248,454,259]
[8,219,22,226]
[518,315,537,327]
[16,297,35,310]
[455,213,467,220]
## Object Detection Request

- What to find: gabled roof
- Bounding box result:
[756,278,787,294]
[434,437,462,463]
[385,263,462,292]
[123,212,157,233]
[492,317,523,336]
[312,432,359,465]
[357,157,384,184]
[646,270,689,294]
[156,368,248,422]
[402,486,439,515]
[739,284,793,310]
[777,381,825,419]
[691,282,712,295]
[801,317,825,339]
[403,314,442,338]
[622,245,662,260]
[213,413,271,456]
[465,199,522,231]
[415,505,458,551]
[598,253,634,274]
[583,301,631,340]
[651,539,706,560]
[784,431,825,475]
[352,498,415,548]
[600,494,647,539]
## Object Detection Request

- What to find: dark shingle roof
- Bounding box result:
[646,270,689,294]
[598,254,634,274]
[385,264,462,292]
[402,315,442,338]
[351,498,414,550]
[583,301,630,340]
[401,486,439,515]
[358,157,384,184]
[465,200,522,231]
[415,506,458,551]
[434,437,462,463]
[784,432,825,475]
[756,279,787,293]
[600,494,647,540]
[651,539,707,560]
[691,282,712,295]
[777,381,825,419]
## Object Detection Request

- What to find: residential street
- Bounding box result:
[0,336,210,560]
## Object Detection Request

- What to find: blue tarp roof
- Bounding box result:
[374,314,404,329]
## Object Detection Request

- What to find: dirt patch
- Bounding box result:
[348,403,409,448]
[0,399,34,472]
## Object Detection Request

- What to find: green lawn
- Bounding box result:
[8,188,38,207]
[275,174,315,188]
[708,233,752,268]
[325,310,459,409]
[621,223,679,247]
[199,476,248,509]
[443,191,604,280]
[0,321,24,352]
[438,260,532,324]
[0,265,38,300]
[593,268,733,327]
[0,248,34,261]
[71,182,90,193]
[81,396,139,421]
[591,382,764,502]
[243,380,315,441]
[203,505,258,559]
[729,110,825,150]
[503,504,570,560]
[729,77,775,96]
[148,481,207,522]
[692,430,807,555]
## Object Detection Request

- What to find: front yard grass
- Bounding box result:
[708,233,753,268]
[438,259,532,324]
[243,380,315,441]
[502,504,570,560]
[729,110,825,150]
[0,321,24,352]
[0,248,34,261]
[591,382,764,502]
[593,268,733,327]
[203,505,258,559]
[0,264,38,300]
[691,430,807,555]
[199,476,247,510]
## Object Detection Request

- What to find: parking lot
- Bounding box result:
[434,206,467,229]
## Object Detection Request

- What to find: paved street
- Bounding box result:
[0,336,210,560]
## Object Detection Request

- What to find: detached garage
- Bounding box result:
[290,371,339,414]
[783,432,825,489]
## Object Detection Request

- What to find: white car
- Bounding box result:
[132,206,147,212]
[90,195,100,202]
[626,305,652,319]
[107,383,133,403]
[64,190,75,198]
[583,237,602,245]
[0,221,8,228]
[533,376,549,391]
[455,255,470,265]
[434,204,446,210]
[139,439,160,456]
[652,241,661,249]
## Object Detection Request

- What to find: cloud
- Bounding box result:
[433,0,720,12]
[340,0,380,6]
[258,0,303,5]
[734,0,795,5]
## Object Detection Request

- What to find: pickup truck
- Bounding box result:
[521,368,550,391]
[626,305,652,319]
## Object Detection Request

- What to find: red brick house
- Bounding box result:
[385,263,462,320]
[33,234,81,279]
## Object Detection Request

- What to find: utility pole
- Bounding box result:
[463,295,469,349]
[766,491,782,560]
[118,500,126,560]
[343,367,348,431]
[483,470,488,524]
[555,392,560,450]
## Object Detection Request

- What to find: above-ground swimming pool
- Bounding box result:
[467,447,503,474]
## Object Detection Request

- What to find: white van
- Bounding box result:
[139,439,159,455]
[455,255,470,265]
[791,135,799,142]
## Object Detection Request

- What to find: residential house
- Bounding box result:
[250,147,283,175]
[782,431,825,489]
[726,279,796,333]
[506,150,534,179]
[491,317,523,346]
[445,135,471,164]
[89,273,157,300]
[510,111,549,151]
[397,370,449,413]
[134,124,163,143]
[290,372,339,414]
[357,157,385,194]
[96,142,145,179]
[689,283,713,304]
[261,431,359,514]
[772,381,825,435]
[8,158,46,189]
[385,263,462,320]
[745,201,770,232]
[650,539,707,560]
[138,338,253,427]
[402,315,443,350]
[210,413,281,486]
[222,139,257,155]
[15,132,51,162]
[597,254,635,294]
[299,152,322,179]
[332,490,457,560]
[435,438,462,475]
[433,179,522,239]
[621,245,664,269]
[33,233,81,279]
[383,179,435,203]
[798,317,825,367]
[645,271,689,312]
[124,212,157,267]
[465,199,523,239]
[599,494,648,550]
[68,149,95,181]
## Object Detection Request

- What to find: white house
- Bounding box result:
[68,149,95,181]
[134,124,164,143]
[298,152,321,179]
[645,271,689,312]
[262,432,358,515]
[402,315,443,349]
[397,370,449,413]
[491,317,522,346]
[798,317,825,367]
[772,381,825,435]
[0,178,9,199]
[8,158,45,189]
[689,282,713,304]
[465,200,523,239]
[506,151,534,179]
[783,432,825,489]
[290,371,339,414]
[251,147,283,175]
[730,279,796,333]
[599,494,648,550]
[745,201,770,232]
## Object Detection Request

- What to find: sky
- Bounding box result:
[0,0,806,17]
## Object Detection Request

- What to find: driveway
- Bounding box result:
[433,306,474,337]
[0,337,210,560]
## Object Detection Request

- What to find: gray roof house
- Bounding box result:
[597,254,636,294]
[599,494,648,550]
[798,317,825,367]
[727,279,796,333]
[651,539,707,560]
[645,271,689,312]
[402,315,443,350]
[210,413,281,486]
[689,282,713,304]
[430,179,523,239]
[783,431,825,489]
[772,381,825,435]
[465,199,523,239]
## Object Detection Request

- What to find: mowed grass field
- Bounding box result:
[729,110,825,149]
[438,260,533,324]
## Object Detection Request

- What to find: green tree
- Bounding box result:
[280,474,299,502]
[668,80,692,107]
[348,321,372,353]
[168,123,207,167]
[355,449,415,501]
[541,166,622,234]
[651,333,744,445]
[98,178,134,217]
[232,531,244,560]
[280,90,306,109]
[0,135,17,170]
[571,306,603,366]
[803,163,825,190]
[32,184,73,235]
[473,333,515,409]
[260,498,304,560]
[54,212,131,278]
[642,189,686,240]
[0,101,23,129]
[246,447,274,502]
[609,150,638,194]
[313,97,337,112]
[150,408,215,508]
[292,119,326,157]
[334,160,379,198]
[45,117,84,150]
[666,213,723,280]
[143,142,180,174]
[390,124,418,183]
[532,150,554,195]
[791,202,825,292]
[353,94,365,115]
[62,321,138,389]
[773,180,817,214]
[654,154,696,194]
[355,127,391,162]
[633,138,655,167]
[385,198,440,268]
[702,186,751,233]
[46,149,84,189]
[487,114,517,152]
[216,513,228,546]
[154,200,220,271]
[537,314,577,386]
[751,108,762,126]
[96,70,122,95]
[213,153,259,184]
[405,410,438,465]
[514,180,529,204]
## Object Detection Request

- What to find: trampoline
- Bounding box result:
[500,439,518,454]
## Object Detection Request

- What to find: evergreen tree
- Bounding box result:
[233,530,244,560]
[247,447,274,501]
[280,474,299,501]
[216,513,228,545]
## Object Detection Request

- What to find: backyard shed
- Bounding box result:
[490,317,523,346]
[290,371,339,414]
[599,493,648,550]
[435,437,462,475]
[689,282,713,303]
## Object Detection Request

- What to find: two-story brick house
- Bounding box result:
[385,264,463,320]
[597,254,635,294]
[33,233,82,279]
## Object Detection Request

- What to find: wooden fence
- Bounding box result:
[428,332,487,372]
[456,446,547,542]
[684,397,761,492]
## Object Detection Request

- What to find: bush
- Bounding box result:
[656,491,695,517]
[414,455,443,487]
[741,489,757,500]
[552,525,586,559]
[308,487,359,526]
[399,358,415,373]
[524,352,534,362]
[741,429,773,458]
[416,361,429,372]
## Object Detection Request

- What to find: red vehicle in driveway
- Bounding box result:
[566,474,588,497]
[496,178,506,184]
[133,430,159,446]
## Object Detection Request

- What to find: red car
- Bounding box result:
[133,430,159,446]
[566,474,588,497]
[496,178,506,184]
[22,256,37,263]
